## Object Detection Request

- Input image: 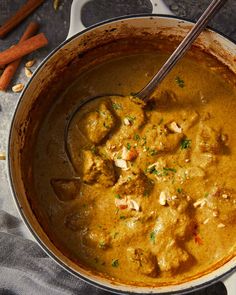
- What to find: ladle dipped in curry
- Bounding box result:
[33,40,236,286]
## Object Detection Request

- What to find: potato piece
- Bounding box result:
[127,247,158,276]
[80,102,115,144]
[51,178,80,201]
[82,150,116,187]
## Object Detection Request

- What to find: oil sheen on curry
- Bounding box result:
[34,44,236,285]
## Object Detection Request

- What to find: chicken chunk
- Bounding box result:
[106,96,146,147]
[80,102,115,144]
[157,133,183,153]
[151,195,193,273]
[51,178,80,201]
[196,124,222,154]
[113,169,153,197]
[127,247,158,276]
[157,240,190,272]
[154,205,192,240]
[206,187,236,224]
[82,150,116,187]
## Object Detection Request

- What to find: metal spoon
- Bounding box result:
[65,0,227,159]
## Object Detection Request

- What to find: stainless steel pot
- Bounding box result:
[7,1,236,294]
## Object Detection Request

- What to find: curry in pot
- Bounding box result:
[33,42,236,285]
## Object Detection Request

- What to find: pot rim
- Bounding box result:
[7,14,236,294]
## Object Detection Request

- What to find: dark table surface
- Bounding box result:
[0,1,235,294]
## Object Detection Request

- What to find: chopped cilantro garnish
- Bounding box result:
[147,166,159,175]
[204,192,209,198]
[163,167,177,173]
[149,149,158,156]
[175,76,185,88]
[126,143,131,150]
[113,232,119,239]
[98,240,106,249]
[150,232,156,244]
[112,103,122,110]
[180,138,191,149]
[162,170,168,176]
[91,146,97,154]
[116,153,122,159]
[120,215,126,220]
[158,118,164,125]
[115,194,121,199]
[111,259,119,267]
[143,146,150,152]
[147,166,176,176]
[115,208,119,215]
[143,190,149,197]
[133,134,140,141]
[103,122,110,129]
[141,136,147,146]
[126,115,136,123]
[177,188,183,193]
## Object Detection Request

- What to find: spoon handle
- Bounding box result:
[137,0,228,101]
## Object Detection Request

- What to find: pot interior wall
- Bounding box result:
[8,16,236,294]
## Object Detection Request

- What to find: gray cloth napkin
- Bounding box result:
[0,212,110,295]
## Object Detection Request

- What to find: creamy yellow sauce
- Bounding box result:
[33,49,236,285]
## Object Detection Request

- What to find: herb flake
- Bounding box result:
[175,76,185,88]
[119,215,126,220]
[180,138,191,149]
[133,134,140,141]
[112,103,122,110]
[126,115,136,123]
[126,143,131,150]
[147,166,160,175]
[111,259,119,267]
[149,149,158,156]
[163,167,177,173]
[158,118,164,125]
[150,232,156,244]
[98,240,106,249]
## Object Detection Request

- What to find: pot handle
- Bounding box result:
[67,0,173,39]
[222,273,236,295]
